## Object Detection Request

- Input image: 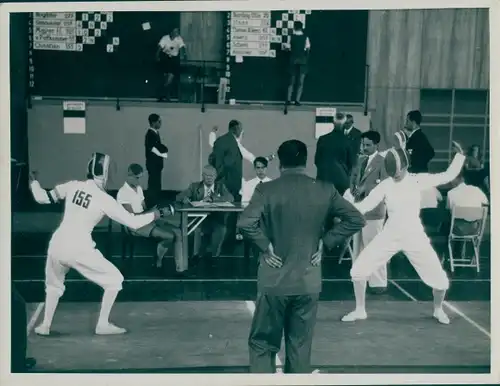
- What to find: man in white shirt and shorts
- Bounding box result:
[117,163,183,273]
[29,153,172,336]
[156,27,187,101]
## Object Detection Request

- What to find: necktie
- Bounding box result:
[359,157,369,181]
[259,180,263,184]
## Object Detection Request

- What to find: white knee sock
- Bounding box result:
[97,289,119,326]
[41,290,61,327]
[353,280,367,311]
[432,288,446,311]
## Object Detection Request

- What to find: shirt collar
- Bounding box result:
[407,128,420,139]
[366,151,378,165]
[280,167,307,176]
[344,126,353,135]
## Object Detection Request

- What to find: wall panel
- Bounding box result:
[367,8,489,148]
[180,11,224,63]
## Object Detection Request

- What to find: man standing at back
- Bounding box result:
[238,140,365,374]
[145,113,168,207]
[404,110,435,173]
[344,114,362,167]
[314,112,355,195]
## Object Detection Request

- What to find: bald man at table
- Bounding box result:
[176,165,234,261]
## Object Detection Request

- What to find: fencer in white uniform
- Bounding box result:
[29,153,172,336]
[341,142,465,325]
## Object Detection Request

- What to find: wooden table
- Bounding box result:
[176,203,245,271]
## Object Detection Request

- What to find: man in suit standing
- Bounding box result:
[238,140,365,374]
[176,165,234,259]
[314,112,355,195]
[212,120,244,202]
[404,110,435,173]
[211,120,245,245]
[344,114,362,166]
[144,113,168,207]
[345,131,389,293]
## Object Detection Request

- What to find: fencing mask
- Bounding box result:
[393,130,408,150]
[384,147,410,179]
[87,152,112,189]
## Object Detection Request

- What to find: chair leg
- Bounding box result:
[448,239,454,273]
[473,241,480,273]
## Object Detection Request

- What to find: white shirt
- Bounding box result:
[117,182,145,214]
[447,182,488,211]
[365,151,378,170]
[355,154,465,233]
[344,126,354,136]
[420,187,442,209]
[158,35,185,57]
[241,176,272,203]
[204,184,215,198]
[30,179,154,249]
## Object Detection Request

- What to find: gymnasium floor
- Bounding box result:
[12,211,491,373]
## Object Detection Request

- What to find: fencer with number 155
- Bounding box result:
[29,153,174,336]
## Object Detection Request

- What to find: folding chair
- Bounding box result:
[338,236,355,264]
[446,206,488,273]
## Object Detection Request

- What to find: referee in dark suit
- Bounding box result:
[238,139,365,373]
[404,110,435,173]
[144,113,168,207]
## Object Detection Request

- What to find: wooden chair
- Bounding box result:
[120,225,156,260]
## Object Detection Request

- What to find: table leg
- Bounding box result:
[181,211,189,271]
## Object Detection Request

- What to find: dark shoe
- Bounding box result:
[174,270,191,278]
[369,287,387,294]
[285,100,292,106]
[294,101,301,106]
[190,254,202,267]
[25,357,36,371]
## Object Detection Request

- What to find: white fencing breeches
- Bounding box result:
[46,242,124,297]
[352,219,387,288]
[350,228,449,291]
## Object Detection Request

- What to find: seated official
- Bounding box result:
[176,165,234,259]
[117,164,183,272]
[445,171,489,236]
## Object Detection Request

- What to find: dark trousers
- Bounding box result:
[147,167,162,208]
[248,292,319,374]
[11,285,28,372]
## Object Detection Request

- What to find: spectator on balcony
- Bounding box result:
[284,21,311,106]
[156,27,187,102]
